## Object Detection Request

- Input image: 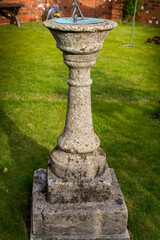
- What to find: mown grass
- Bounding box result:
[0,21,160,240]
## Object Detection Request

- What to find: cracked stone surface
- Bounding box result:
[31,169,129,240]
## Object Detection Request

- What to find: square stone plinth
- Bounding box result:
[30,168,130,240]
[47,161,112,204]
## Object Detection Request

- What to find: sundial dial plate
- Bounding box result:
[55,17,104,25]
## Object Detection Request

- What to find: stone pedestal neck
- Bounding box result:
[58,53,100,154]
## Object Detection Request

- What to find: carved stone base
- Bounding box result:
[49,147,107,181]
[30,168,130,240]
[47,165,112,204]
[30,230,130,240]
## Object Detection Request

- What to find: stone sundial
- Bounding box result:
[30,1,130,239]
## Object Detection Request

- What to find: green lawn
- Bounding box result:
[0,21,160,240]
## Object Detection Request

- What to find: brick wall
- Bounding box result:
[0,0,46,24]
[58,0,112,19]
[137,0,160,25]
[0,0,159,25]
[111,0,123,21]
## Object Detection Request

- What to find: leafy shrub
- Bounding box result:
[123,0,141,20]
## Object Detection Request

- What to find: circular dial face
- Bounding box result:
[55,17,104,25]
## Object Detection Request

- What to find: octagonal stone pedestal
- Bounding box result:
[30,19,130,240]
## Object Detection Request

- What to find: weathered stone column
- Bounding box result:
[30,19,130,240]
[58,53,100,154]
[50,52,108,182]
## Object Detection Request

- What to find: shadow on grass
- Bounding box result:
[0,110,50,240]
